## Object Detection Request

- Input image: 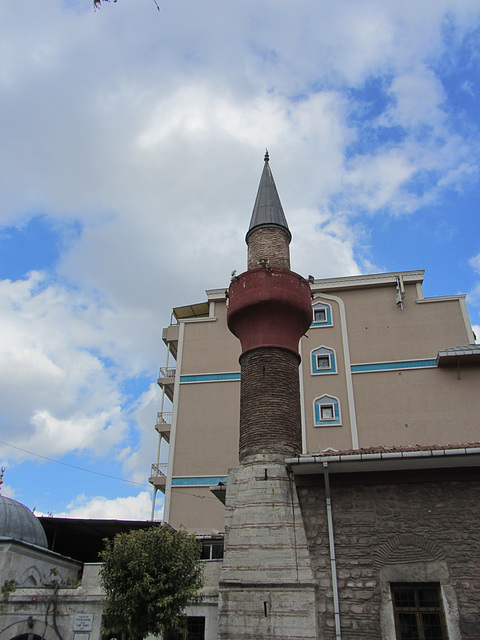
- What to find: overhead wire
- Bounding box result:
[0,439,149,488]
[0,439,218,501]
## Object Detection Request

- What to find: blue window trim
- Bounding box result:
[172,476,228,487]
[311,346,337,375]
[179,361,436,383]
[311,301,333,327]
[314,395,342,427]
[180,372,241,383]
[351,359,437,373]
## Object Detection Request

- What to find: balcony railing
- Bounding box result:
[151,463,168,478]
[156,411,172,425]
[158,367,176,379]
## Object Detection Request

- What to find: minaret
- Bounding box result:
[217,153,318,640]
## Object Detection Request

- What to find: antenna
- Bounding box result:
[395,275,405,310]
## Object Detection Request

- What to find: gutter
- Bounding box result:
[323,462,342,640]
[286,446,480,477]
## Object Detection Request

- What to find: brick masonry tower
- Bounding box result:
[217,153,319,639]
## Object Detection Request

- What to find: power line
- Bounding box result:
[0,439,150,488]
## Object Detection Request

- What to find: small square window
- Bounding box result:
[321,405,334,420]
[314,308,326,322]
[200,540,224,560]
[316,355,330,369]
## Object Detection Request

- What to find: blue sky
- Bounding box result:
[0,0,479,519]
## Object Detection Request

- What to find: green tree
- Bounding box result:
[100,525,203,640]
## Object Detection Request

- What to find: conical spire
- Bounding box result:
[246,151,291,243]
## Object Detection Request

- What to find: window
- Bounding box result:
[186,617,206,640]
[391,583,448,640]
[311,346,337,375]
[311,301,333,327]
[320,404,334,420]
[200,539,224,560]
[316,354,330,369]
[165,617,205,640]
[314,395,341,426]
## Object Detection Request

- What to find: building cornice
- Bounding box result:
[206,288,228,301]
[310,270,425,292]
[206,271,426,302]
[416,294,466,304]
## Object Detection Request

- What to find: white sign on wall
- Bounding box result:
[73,613,94,631]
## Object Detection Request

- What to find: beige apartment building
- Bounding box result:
[150,267,478,535]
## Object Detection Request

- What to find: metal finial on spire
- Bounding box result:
[246,150,291,243]
[0,467,5,494]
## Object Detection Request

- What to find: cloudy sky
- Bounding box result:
[0,0,479,519]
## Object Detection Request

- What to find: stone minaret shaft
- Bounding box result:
[218,153,318,640]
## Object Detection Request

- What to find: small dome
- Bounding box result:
[0,495,48,548]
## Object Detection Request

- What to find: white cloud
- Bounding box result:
[468,253,480,313]
[384,68,446,131]
[345,149,416,213]
[472,326,480,344]
[290,208,362,279]
[52,491,162,521]
[0,272,130,460]
[0,0,479,513]
[120,384,165,485]
[0,484,17,500]
[470,252,480,272]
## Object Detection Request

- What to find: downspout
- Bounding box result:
[323,461,341,640]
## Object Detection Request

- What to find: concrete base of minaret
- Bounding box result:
[217,453,319,640]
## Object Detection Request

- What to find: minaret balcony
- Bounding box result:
[227,267,313,357]
[157,367,176,401]
[148,463,168,493]
[155,411,172,443]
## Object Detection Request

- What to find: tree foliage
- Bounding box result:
[100,525,203,640]
[94,0,117,8]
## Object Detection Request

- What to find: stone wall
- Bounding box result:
[247,227,290,270]
[297,474,480,640]
[0,562,104,640]
[218,458,318,640]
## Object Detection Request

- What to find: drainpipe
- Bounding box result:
[323,461,342,640]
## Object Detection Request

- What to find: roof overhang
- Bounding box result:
[286,446,480,477]
[209,483,227,504]
[310,270,424,293]
[38,517,162,563]
[436,345,480,366]
[172,302,209,321]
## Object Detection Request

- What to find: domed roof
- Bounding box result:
[0,495,48,548]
